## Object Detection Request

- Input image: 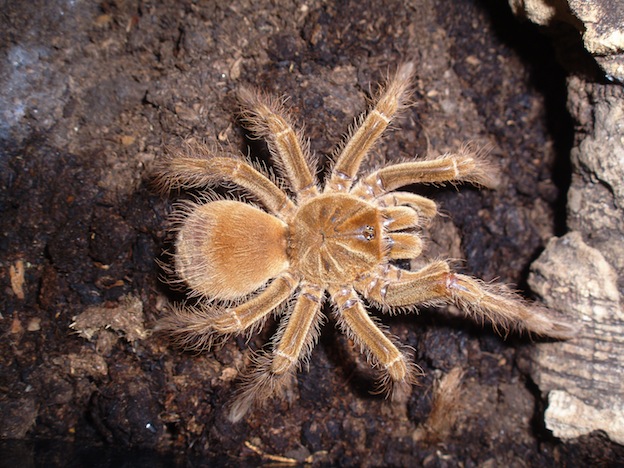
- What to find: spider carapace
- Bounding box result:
[156,62,576,422]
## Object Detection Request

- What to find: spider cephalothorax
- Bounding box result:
[156,63,575,422]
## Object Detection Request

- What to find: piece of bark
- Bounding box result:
[509,0,624,82]
[528,232,623,443]
[509,0,624,444]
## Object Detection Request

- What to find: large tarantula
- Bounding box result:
[156,63,575,422]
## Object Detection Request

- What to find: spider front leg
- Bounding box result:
[326,63,415,193]
[330,286,418,397]
[362,263,577,339]
[229,283,324,422]
[352,148,498,200]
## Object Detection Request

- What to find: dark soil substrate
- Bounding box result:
[1,0,622,465]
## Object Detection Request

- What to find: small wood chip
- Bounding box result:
[9,260,26,300]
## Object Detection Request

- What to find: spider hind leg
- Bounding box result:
[228,284,324,422]
[330,286,419,399]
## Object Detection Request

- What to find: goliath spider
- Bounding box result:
[156,63,575,422]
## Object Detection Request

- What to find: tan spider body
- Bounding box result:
[157,63,575,421]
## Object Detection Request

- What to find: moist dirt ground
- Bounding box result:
[1,0,623,466]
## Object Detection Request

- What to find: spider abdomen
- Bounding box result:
[176,200,289,300]
[289,193,384,285]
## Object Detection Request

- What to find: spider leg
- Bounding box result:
[229,283,324,422]
[238,87,318,201]
[158,272,298,350]
[271,283,325,374]
[326,63,415,193]
[377,192,438,222]
[352,149,498,199]
[360,262,577,339]
[156,154,295,218]
[329,286,418,397]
